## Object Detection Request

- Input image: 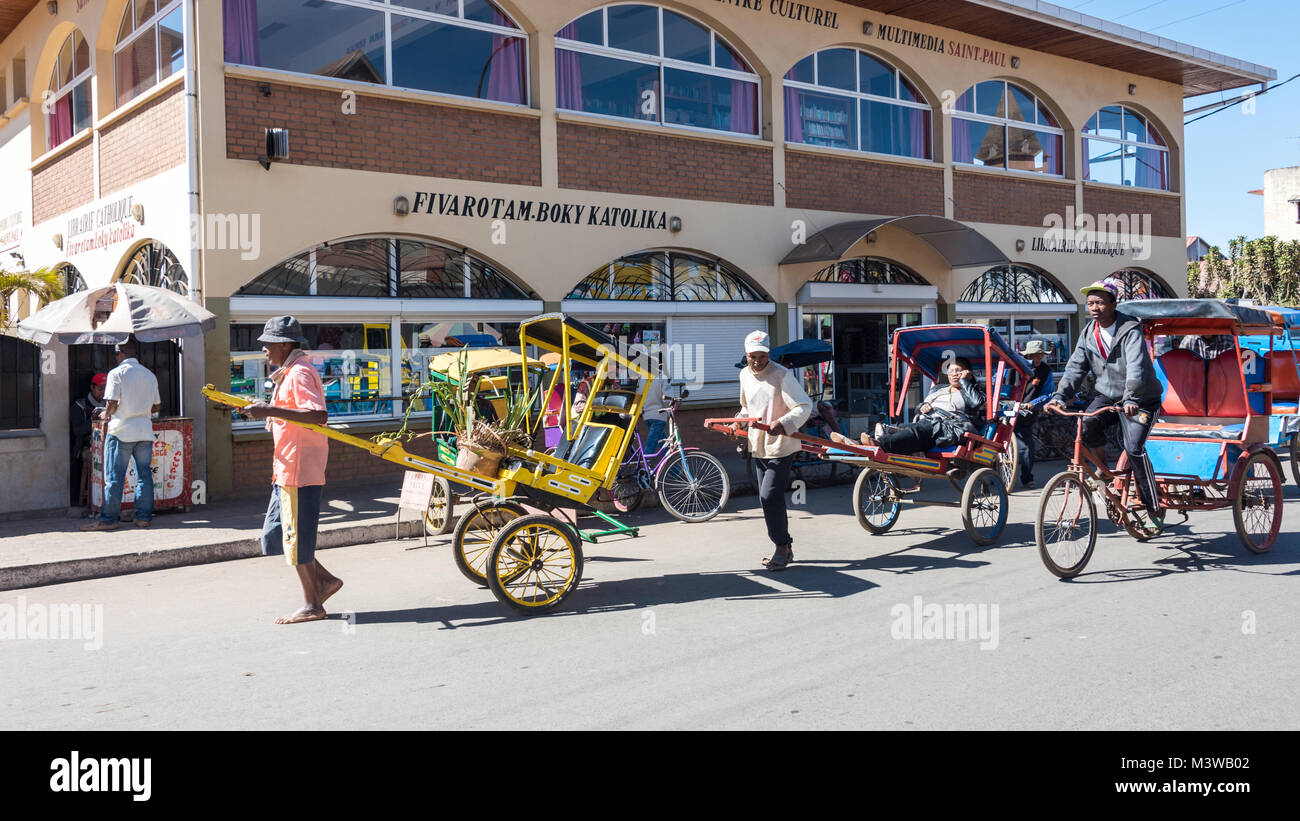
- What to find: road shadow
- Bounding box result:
[1057,523,1300,583]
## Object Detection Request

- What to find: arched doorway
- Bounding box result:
[956,264,1075,370]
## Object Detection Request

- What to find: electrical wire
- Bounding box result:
[1184,73,1300,125]
[1114,0,1175,22]
[1151,0,1249,31]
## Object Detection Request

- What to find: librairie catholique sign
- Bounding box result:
[713,0,840,30]
[64,195,137,257]
[410,192,669,230]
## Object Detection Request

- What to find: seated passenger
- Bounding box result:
[831,358,985,453]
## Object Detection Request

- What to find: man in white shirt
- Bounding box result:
[736,330,812,571]
[83,338,161,531]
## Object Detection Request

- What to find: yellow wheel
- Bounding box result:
[423,477,457,536]
[486,515,584,614]
[452,500,526,586]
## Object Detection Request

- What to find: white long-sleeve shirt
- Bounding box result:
[739,361,813,458]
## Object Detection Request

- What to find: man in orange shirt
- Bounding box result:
[244,316,342,624]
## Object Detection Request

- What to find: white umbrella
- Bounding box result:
[17,282,216,345]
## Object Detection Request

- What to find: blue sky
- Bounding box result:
[1057,0,1299,249]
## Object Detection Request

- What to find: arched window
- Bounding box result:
[567,251,768,301]
[119,241,188,295]
[58,262,87,295]
[1083,106,1169,191]
[808,257,928,286]
[115,1,184,108]
[237,237,533,299]
[1111,268,1174,300]
[952,80,1063,176]
[46,29,91,151]
[223,0,526,105]
[783,49,930,159]
[555,5,759,136]
[959,265,1067,304]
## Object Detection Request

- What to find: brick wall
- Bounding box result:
[557,122,773,205]
[230,433,443,496]
[225,77,541,185]
[99,84,188,195]
[953,170,1075,226]
[1083,186,1182,237]
[31,139,94,224]
[785,150,943,215]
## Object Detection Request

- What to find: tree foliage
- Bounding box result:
[1189,236,1300,306]
[0,267,65,331]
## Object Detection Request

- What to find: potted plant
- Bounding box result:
[422,350,540,478]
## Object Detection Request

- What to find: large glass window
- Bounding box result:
[115,1,184,109]
[119,241,188,295]
[556,5,759,136]
[0,336,40,430]
[567,251,768,302]
[808,257,928,286]
[952,80,1063,176]
[1083,105,1170,191]
[959,266,1074,370]
[959,265,1068,304]
[783,49,931,159]
[223,0,526,105]
[46,30,91,151]
[1111,268,1175,300]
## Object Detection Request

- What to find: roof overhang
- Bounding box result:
[0,1,37,48]
[843,0,1275,97]
[780,215,1010,269]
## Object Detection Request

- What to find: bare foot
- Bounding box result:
[828,431,852,445]
[275,606,327,624]
[859,433,878,448]
[318,577,343,605]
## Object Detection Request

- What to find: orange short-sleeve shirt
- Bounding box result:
[270,360,329,488]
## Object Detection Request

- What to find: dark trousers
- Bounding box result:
[878,418,940,454]
[754,454,794,547]
[1080,395,1162,513]
[1016,417,1037,485]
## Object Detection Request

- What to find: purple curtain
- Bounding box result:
[1082,138,1092,180]
[486,11,524,104]
[909,108,929,159]
[784,86,803,143]
[223,0,260,65]
[1135,148,1166,190]
[49,95,72,149]
[952,117,973,164]
[730,79,757,135]
[556,23,583,110]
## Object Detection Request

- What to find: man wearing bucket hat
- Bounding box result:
[1047,278,1164,517]
[736,330,812,571]
[1014,340,1055,489]
[242,316,343,624]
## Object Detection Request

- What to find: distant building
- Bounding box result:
[1248,167,1300,241]
[1186,236,1219,261]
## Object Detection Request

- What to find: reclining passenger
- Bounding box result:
[831,358,985,453]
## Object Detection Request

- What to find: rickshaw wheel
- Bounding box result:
[452,500,527,586]
[1233,451,1283,554]
[486,515,584,614]
[996,435,1019,492]
[853,469,900,534]
[961,468,1008,546]
[1289,434,1300,486]
[422,477,457,536]
[1122,506,1165,542]
[658,451,730,523]
[1036,471,1097,578]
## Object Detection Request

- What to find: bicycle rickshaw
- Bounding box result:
[1236,304,1300,484]
[1036,299,1287,578]
[204,313,659,614]
[707,324,1030,545]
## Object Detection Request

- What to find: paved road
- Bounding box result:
[3,479,1297,730]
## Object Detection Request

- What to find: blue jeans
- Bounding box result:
[98,436,154,524]
[644,419,667,456]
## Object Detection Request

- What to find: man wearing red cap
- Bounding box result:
[69,372,107,504]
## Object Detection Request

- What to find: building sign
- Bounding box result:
[714,0,839,30]
[64,195,137,257]
[875,23,1010,68]
[1030,237,1132,259]
[0,210,22,252]
[410,192,669,230]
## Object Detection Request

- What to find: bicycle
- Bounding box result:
[603,389,731,522]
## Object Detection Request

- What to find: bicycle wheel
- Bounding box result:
[1036,471,1097,578]
[853,468,900,534]
[658,451,731,522]
[1290,433,1300,486]
[1234,450,1283,554]
[607,468,644,513]
[486,515,584,615]
[996,435,1019,491]
[451,500,527,586]
[422,477,457,536]
[961,467,1008,546]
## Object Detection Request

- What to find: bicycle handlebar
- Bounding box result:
[1046,403,1123,418]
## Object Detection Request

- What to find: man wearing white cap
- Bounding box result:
[736,330,812,570]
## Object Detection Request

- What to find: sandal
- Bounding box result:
[762,544,794,571]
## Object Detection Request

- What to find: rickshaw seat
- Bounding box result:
[1267,351,1300,399]
[1273,401,1299,414]
[1156,350,1208,417]
[1151,421,1245,440]
[1206,352,1248,417]
[552,424,613,470]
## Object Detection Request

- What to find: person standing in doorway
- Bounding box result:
[736,330,812,571]
[1015,340,1055,489]
[69,372,107,504]
[242,316,343,625]
[82,339,160,531]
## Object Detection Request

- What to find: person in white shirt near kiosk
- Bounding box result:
[82,337,161,531]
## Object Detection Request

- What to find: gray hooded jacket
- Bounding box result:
[1052,311,1164,406]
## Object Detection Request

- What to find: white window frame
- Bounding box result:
[45,32,92,151]
[222,0,531,108]
[952,80,1065,178]
[782,48,932,160]
[555,4,761,140]
[113,0,184,109]
[1083,105,1171,191]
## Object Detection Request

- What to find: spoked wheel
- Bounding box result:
[1036,471,1097,578]
[657,451,730,522]
[1122,506,1165,542]
[1290,434,1300,486]
[1234,450,1283,554]
[606,468,645,514]
[423,477,457,536]
[996,435,1019,493]
[793,457,843,489]
[451,500,527,586]
[961,467,1008,546]
[486,515,584,615]
[853,469,900,534]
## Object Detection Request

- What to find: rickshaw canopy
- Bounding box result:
[429,347,545,376]
[1122,299,1282,337]
[889,325,1031,422]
